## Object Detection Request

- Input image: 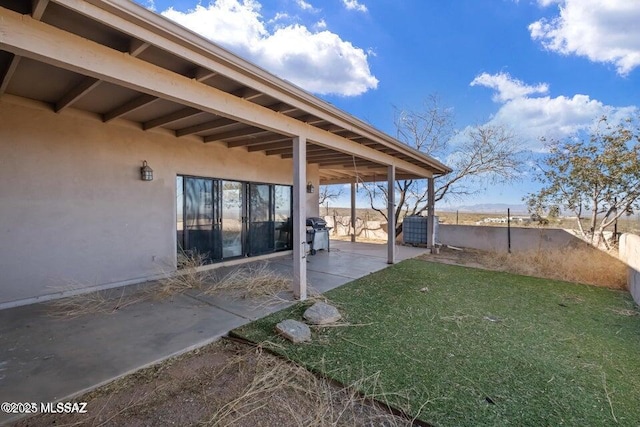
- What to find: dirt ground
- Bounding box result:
[418,246,488,269]
[15,339,412,427]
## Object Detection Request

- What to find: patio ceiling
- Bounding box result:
[0,0,451,184]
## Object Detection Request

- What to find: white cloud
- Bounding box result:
[270,12,290,23]
[536,0,560,6]
[471,72,637,148]
[470,72,548,102]
[342,0,367,13]
[314,19,327,30]
[296,0,314,10]
[529,0,640,75]
[162,0,378,96]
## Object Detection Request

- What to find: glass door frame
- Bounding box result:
[177,175,222,263]
[220,179,247,260]
[177,174,293,265]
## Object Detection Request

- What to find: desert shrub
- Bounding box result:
[156,251,209,297]
[204,262,291,299]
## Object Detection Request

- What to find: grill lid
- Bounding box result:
[306,217,327,229]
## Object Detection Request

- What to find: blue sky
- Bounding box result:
[138,0,639,208]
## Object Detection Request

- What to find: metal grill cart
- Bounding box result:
[306,217,332,255]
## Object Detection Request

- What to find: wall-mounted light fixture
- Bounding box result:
[140,160,153,181]
[306,181,315,193]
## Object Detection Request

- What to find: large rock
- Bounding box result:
[275,319,311,343]
[303,302,342,325]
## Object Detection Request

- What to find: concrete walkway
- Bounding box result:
[0,241,427,424]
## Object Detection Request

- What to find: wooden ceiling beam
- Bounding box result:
[307,152,349,160]
[190,67,217,82]
[0,54,21,95]
[320,170,354,179]
[296,114,325,125]
[339,162,378,168]
[143,107,203,130]
[103,93,160,122]
[317,124,344,133]
[56,37,151,111]
[264,147,293,156]
[129,39,150,57]
[306,148,340,156]
[55,77,101,112]
[316,159,376,167]
[232,87,263,101]
[310,157,354,165]
[316,162,373,169]
[266,145,331,156]
[280,147,335,158]
[175,117,236,137]
[246,140,292,152]
[267,102,298,114]
[31,0,49,20]
[225,134,289,148]
[204,127,270,143]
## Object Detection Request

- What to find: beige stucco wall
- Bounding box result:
[0,99,319,307]
[619,233,640,305]
[438,224,585,253]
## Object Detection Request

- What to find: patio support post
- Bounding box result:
[292,135,307,300]
[387,165,396,264]
[350,179,356,242]
[427,177,435,251]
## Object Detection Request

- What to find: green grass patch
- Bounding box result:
[232,259,640,426]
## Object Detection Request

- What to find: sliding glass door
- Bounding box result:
[248,183,274,255]
[177,176,292,264]
[178,176,221,262]
[274,185,292,251]
[221,181,244,258]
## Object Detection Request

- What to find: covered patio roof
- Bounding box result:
[0,0,451,183]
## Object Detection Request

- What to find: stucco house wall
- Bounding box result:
[0,99,319,307]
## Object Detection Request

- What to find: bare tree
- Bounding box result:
[318,185,344,206]
[362,95,525,236]
[318,185,344,216]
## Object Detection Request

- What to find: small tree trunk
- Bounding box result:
[589,200,598,244]
[575,217,585,239]
[395,222,403,237]
[596,225,610,250]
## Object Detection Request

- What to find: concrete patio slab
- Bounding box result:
[0,241,428,425]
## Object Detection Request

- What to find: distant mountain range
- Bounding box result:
[439,203,529,214]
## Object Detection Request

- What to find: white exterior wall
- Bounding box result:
[0,100,319,306]
[619,233,640,305]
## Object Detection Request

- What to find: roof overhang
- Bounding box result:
[0,0,452,184]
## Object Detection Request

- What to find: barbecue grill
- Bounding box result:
[306,217,332,255]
